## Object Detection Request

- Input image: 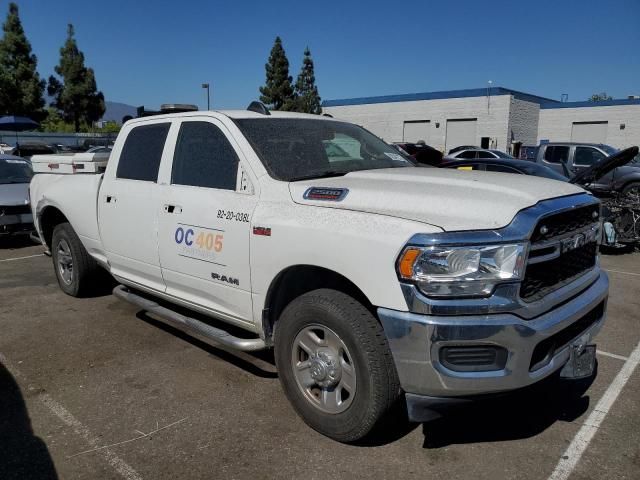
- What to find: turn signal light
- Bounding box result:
[398,248,421,279]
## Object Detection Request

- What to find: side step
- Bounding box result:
[112,285,266,351]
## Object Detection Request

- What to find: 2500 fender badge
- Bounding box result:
[211,272,239,286]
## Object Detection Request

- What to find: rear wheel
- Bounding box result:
[274,289,400,442]
[51,222,99,297]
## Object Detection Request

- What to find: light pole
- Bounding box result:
[202,83,210,110]
[487,80,492,112]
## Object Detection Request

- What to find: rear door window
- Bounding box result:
[476,150,496,159]
[457,150,477,159]
[543,146,570,164]
[116,123,170,181]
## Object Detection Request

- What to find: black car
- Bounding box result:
[439,157,569,181]
[392,142,443,166]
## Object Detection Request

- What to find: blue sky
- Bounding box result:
[3,0,639,109]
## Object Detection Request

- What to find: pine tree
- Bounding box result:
[0,2,46,119]
[259,36,294,110]
[48,24,105,132]
[293,47,321,114]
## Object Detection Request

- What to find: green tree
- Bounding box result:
[259,36,294,110]
[589,92,613,102]
[0,2,46,120]
[293,47,321,114]
[48,24,105,132]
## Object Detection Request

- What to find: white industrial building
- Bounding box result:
[321,87,640,153]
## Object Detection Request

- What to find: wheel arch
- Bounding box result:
[262,265,375,342]
[39,206,70,250]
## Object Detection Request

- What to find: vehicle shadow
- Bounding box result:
[0,234,37,250]
[136,311,278,379]
[0,362,58,480]
[420,369,595,448]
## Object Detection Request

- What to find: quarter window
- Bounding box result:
[172,121,239,190]
[543,146,570,164]
[574,147,606,166]
[116,123,170,181]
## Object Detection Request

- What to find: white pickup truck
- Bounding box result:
[30,103,608,442]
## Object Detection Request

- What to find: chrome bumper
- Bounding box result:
[378,270,608,397]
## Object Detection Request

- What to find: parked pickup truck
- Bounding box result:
[534,142,640,198]
[30,103,609,442]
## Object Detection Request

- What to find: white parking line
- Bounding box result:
[548,340,640,480]
[0,253,45,262]
[604,268,640,277]
[596,350,629,361]
[0,353,143,480]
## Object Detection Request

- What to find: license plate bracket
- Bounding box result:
[560,342,596,379]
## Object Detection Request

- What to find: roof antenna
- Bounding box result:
[247,101,270,115]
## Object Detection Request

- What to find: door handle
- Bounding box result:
[163,204,182,214]
[105,195,116,203]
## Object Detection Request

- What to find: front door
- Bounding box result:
[157,119,257,326]
[98,121,171,292]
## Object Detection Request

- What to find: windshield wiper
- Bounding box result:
[288,170,348,182]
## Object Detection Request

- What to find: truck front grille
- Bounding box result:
[0,204,31,216]
[521,205,599,303]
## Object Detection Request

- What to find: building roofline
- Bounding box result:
[540,98,640,109]
[321,87,560,107]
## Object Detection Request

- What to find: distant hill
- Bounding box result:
[102,101,137,124]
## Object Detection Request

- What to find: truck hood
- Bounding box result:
[289,167,586,231]
[0,182,30,206]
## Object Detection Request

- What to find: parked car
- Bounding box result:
[440,157,569,181]
[16,142,57,158]
[447,145,478,155]
[0,154,34,235]
[446,148,515,161]
[534,142,640,197]
[392,142,443,166]
[31,103,607,442]
[85,146,113,154]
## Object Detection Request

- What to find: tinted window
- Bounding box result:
[116,123,170,181]
[457,150,477,159]
[485,164,519,173]
[234,119,411,181]
[476,150,496,159]
[0,158,33,184]
[172,122,239,190]
[543,146,570,164]
[574,147,606,166]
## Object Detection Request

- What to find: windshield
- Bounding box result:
[234,118,413,181]
[522,163,568,182]
[600,145,619,156]
[0,159,33,184]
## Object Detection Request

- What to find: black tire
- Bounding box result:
[274,289,401,442]
[51,222,99,297]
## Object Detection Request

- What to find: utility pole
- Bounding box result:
[202,83,210,110]
[487,80,493,112]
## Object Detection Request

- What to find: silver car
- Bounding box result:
[0,154,34,235]
[445,148,514,160]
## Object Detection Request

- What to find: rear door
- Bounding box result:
[572,146,609,192]
[156,117,257,326]
[98,120,171,291]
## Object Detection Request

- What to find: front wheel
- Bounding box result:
[274,289,400,442]
[51,222,99,297]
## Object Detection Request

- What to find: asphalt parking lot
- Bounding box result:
[1,237,639,480]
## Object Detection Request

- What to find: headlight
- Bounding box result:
[397,243,527,297]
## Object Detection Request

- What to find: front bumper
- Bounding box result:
[0,212,34,235]
[378,270,608,399]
